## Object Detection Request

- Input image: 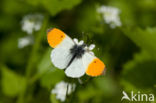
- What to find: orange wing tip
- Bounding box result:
[47,28,66,48]
[86,58,106,77]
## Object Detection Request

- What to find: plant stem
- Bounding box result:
[17,15,49,103]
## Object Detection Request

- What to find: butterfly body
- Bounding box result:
[70,44,86,58]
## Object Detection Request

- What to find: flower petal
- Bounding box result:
[89,44,95,50]
[73,38,78,44]
[78,40,84,45]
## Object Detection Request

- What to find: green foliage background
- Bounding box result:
[0,0,156,103]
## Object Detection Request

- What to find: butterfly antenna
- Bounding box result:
[81,31,85,41]
[86,33,93,45]
[82,31,90,45]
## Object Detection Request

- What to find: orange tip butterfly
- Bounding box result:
[47,28,106,78]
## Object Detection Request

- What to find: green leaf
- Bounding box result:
[41,0,82,16]
[25,0,40,6]
[77,85,97,101]
[40,69,65,89]
[2,0,31,15]
[122,27,156,59]
[37,48,53,75]
[76,4,104,34]
[1,66,26,97]
[94,77,118,97]
[121,50,156,90]
[50,94,59,103]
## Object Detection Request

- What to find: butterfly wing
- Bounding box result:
[48,28,75,69]
[51,47,73,69]
[64,52,105,78]
[82,52,106,76]
[65,58,86,78]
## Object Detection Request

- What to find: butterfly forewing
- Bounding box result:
[51,47,73,69]
[48,28,75,69]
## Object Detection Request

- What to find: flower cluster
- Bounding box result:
[51,81,76,102]
[73,38,95,55]
[18,14,44,49]
[97,5,122,28]
[21,14,44,34]
[18,36,33,48]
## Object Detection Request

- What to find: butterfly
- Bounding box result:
[47,28,106,78]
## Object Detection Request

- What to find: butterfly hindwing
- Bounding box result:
[65,58,86,78]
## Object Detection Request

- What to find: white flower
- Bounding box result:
[73,38,84,45]
[88,44,95,50]
[73,38,95,55]
[21,14,44,34]
[18,36,33,48]
[51,81,76,102]
[97,5,122,28]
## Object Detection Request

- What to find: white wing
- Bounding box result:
[82,52,95,69]
[64,52,96,78]
[65,58,85,78]
[51,35,75,69]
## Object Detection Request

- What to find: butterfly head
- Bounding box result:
[70,38,87,58]
[70,38,96,58]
